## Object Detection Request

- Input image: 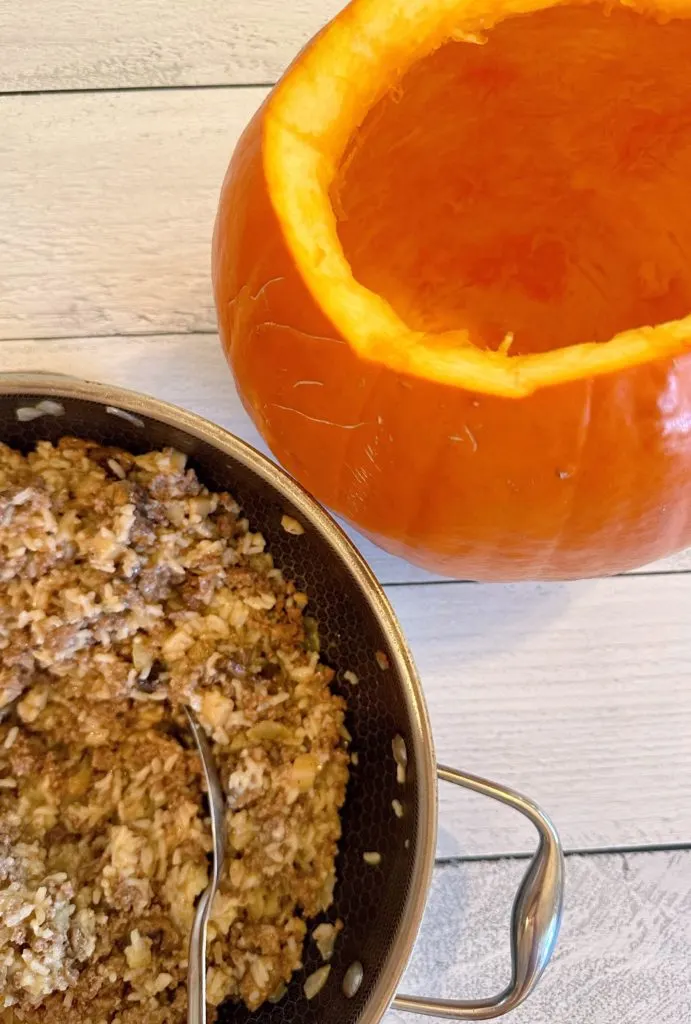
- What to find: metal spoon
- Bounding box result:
[184,706,227,1024]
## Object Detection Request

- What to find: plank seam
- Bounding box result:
[385,568,691,585]
[0,82,275,99]
[0,328,219,345]
[435,839,691,866]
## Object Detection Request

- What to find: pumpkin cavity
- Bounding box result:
[331,4,691,357]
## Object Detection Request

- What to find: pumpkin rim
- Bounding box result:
[262,0,691,398]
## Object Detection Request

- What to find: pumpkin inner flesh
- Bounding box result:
[331,5,691,357]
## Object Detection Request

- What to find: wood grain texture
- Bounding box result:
[392,574,691,858]
[0,87,267,340]
[0,0,343,92]
[385,851,691,1024]
[2,334,691,858]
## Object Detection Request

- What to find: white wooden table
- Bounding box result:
[2,3,691,1020]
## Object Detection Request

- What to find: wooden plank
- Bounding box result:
[0,87,267,341]
[0,1,343,93]
[3,335,691,857]
[2,333,691,586]
[385,850,691,1023]
[391,574,691,857]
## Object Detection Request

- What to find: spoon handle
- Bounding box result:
[187,890,211,1024]
[185,706,227,1024]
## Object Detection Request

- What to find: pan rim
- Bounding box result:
[0,370,438,1023]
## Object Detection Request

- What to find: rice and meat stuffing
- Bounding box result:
[0,438,349,1023]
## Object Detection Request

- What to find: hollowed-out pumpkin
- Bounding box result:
[212,0,691,581]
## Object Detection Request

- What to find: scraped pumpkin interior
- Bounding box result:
[331,4,691,357]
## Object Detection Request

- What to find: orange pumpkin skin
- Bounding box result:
[212,4,691,582]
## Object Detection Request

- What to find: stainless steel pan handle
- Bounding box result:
[392,765,564,1020]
